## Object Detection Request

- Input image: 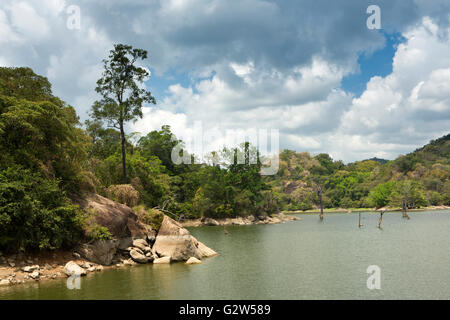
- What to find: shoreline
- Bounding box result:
[0,213,300,288]
[283,205,450,215]
[180,212,301,227]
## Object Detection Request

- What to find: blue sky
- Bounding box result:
[341,32,405,97]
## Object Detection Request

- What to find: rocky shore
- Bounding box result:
[0,194,300,288]
[0,193,217,288]
[180,213,300,227]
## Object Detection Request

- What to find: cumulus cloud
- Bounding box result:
[0,0,449,162]
[336,17,450,160]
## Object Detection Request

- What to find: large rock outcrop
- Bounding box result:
[72,192,155,240]
[75,240,119,266]
[153,216,217,261]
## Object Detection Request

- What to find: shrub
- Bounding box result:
[106,184,139,207]
[0,166,84,252]
[134,206,164,231]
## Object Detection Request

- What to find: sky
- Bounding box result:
[0,0,449,163]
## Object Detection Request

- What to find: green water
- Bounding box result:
[1,210,450,300]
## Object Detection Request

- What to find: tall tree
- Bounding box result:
[91,44,155,183]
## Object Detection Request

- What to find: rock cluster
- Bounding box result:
[181,213,300,227]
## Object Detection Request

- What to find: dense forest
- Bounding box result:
[0,61,448,253]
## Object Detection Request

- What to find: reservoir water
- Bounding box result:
[1,210,450,299]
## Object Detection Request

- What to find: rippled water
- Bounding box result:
[1,210,450,299]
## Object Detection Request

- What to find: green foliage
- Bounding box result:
[0,166,84,252]
[389,180,427,208]
[91,44,156,183]
[138,125,184,174]
[134,206,164,230]
[366,181,396,208]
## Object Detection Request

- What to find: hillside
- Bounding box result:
[267,135,450,211]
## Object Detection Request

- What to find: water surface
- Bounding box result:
[1,210,450,299]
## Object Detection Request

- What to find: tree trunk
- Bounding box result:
[358,212,362,228]
[120,121,127,184]
[402,199,410,219]
[377,211,384,229]
[319,186,324,221]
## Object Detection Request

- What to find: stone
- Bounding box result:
[153,257,171,264]
[129,249,149,263]
[87,266,96,272]
[22,265,39,273]
[123,259,137,266]
[75,240,119,266]
[143,246,152,254]
[118,237,133,251]
[72,252,81,259]
[186,257,202,264]
[153,216,217,261]
[95,265,103,272]
[0,279,10,286]
[81,262,92,269]
[71,193,153,239]
[132,239,148,251]
[64,261,87,277]
[30,271,40,280]
[45,264,52,270]
[203,218,220,226]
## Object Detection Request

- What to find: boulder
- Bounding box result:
[203,218,220,226]
[30,271,40,280]
[129,249,149,264]
[132,239,148,251]
[22,265,39,273]
[71,193,154,239]
[0,279,10,286]
[75,240,119,266]
[64,261,87,277]
[153,257,171,264]
[118,237,133,251]
[197,241,218,258]
[186,257,202,264]
[153,216,217,261]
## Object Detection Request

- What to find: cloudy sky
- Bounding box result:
[1,0,449,162]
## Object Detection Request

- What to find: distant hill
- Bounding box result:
[266,133,450,210]
[365,157,389,164]
[393,133,450,173]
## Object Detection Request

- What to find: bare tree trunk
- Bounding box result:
[120,121,127,184]
[318,185,324,221]
[377,211,384,229]
[402,199,410,219]
[358,212,362,228]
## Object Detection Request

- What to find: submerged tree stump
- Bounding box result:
[377,211,385,229]
[402,200,411,220]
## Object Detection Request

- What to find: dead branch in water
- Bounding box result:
[358,212,363,228]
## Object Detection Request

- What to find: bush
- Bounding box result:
[106,184,139,207]
[134,206,164,230]
[0,166,84,252]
